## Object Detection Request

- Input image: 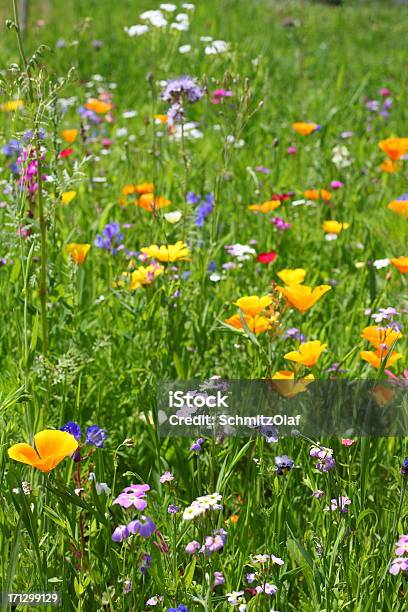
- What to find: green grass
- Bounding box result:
[0,0,407,610]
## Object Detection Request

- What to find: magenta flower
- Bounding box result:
[211,89,233,104]
[113,483,150,510]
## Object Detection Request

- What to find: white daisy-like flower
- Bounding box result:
[124,24,149,36]
[205,40,230,55]
[179,44,192,54]
[160,3,177,11]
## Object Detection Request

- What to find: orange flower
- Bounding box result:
[371,385,394,406]
[85,98,112,114]
[277,268,306,285]
[388,199,408,219]
[304,189,332,201]
[292,122,320,136]
[61,129,78,144]
[391,256,408,274]
[271,370,315,398]
[137,193,171,212]
[361,326,402,349]
[8,430,78,473]
[380,158,400,173]
[284,340,327,367]
[65,243,91,264]
[154,114,168,124]
[233,295,273,316]
[224,313,273,334]
[379,137,408,161]
[248,200,281,213]
[277,284,331,313]
[360,349,402,370]
[121,183,154,196]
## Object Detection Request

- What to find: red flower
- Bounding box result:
[257,251,278,264]
[59,148,74,159]
[271,192,294,201]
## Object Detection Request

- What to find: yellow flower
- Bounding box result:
[284,340,327,367]
[277,284,331,313]
[391,256,408,274]
[121,264,164,290]
[137,193,171,212]
[224,313,273,334]
[388,199,408,218]
[292,122,320,136]
[271,370,315,398]
[154,114,168,124]
[379,137,408,161]
[8,430,78,473]
[233,295,273,316]
[248,200,281,213]
[85,98,112,114]
[61,191,77,205]
[361,326,402,349]
[322,220,350,234]
[380,158,400,173]
[360,349,402,370]
[1,100,24,112]
[61,129,78,144]
[141,241,189,262]
[277,268,306,285]
[65,243,91,264]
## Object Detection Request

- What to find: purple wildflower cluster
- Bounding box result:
[271,216,291,231]
[310,444,335,472]
[284,327,306,342]
[325,495,352,513]
[186,192,214,227]
[17,146,47,203]
[365,87,392,129]
[274,454,294,475]
[186,528,227,556]
[112,483,156,543]
[60,422,107,461]
[95,221,124,252]
[389,534,408,575]
[161,76,204,125]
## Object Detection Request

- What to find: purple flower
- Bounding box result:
[271,216,291,231]
[202,529,227,555]
[140,553,152,575]
[389,557,408,575]
[167,605,188,612]
[167,504,180,514]
[95,221,123,252]
[162,76,204,104]
[123,579,132,594]
[187,191,200,204]
[401,458,408,477]
[371,307,399,323]
[85,425,106,447]
[185,540,201,554]
[312,490,325,499]
[160,471,175,483]
[113,492,148,511]
[190,437,204,451]
[260,425,278,444]
[60,421,81,441]
[195,193,214,227]
[274,455,294,475]
[330,180,344,189]
[325,496,351,513]
[395,534,408,555]
[284,327,306,342]
[168,102,185,124]
[128,515,156,538]
[255,165,270,174]
[112,524,129,543]
[213,571,225,586]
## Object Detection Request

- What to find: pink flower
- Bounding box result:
[287,146,297,155]
[330,180,344,189]
[341,438,355,447]
[211,89,233,104]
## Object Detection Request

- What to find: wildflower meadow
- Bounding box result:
[0,0,407,610]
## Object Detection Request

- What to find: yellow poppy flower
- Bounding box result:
[65,243,91,264]
[233,295,273,316]
[270,370,315,398]
[61,191,77,205]
[361,326,402,349]
[360,349,402,370]
[391,256,408,274]
[61,129,78,144]
[277,284,331,313]
[248,200,281,213]
[322,220,350,234]
[379,137,408,161]
[388,199,408,218]
[1,100,24,112]
[292,122,320,136]
[284,340,327,367]
[141,241,189,262]
[224,313,273,334]
[120,264,164,290]
[277,268,306,285]
[8,430,78,473]
[85,98,112,114]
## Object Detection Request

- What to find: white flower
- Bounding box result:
[179,44,192,54]
[116,128,128,138]
[209,273,221,282]
[205,40,230,55]
[171,21,189,31]
[226,591,245,605]
[176,12,189,21]
[373,258,390,269]
[182,3,195,9]
[160,3,177,11]
[331,144,352,168]
[171,122,203,140]
[122,110,137,118]
[96,482,111,495]
[200,35,213,42]
[124,24,149,36]
[325,233,338,241]
[140,10,167,27]
[164,210,182,224]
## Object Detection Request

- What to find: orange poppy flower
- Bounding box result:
[360,349,402,370]
[277,284,331,313]
[85,98,112,114]
[284,340,327,367]
[271,370,315,398]
[65,243,91,264]
[391,256,408,274]
[8,430,78,473]
[361,326,402,349]
[154,114,168,124]
[304,189,332,201]
[378,137,408,161]
[61,129,78,144]
[388,198,408,219]
[248,200,281,213]
[292,122,320,136]
[371,385,394,406]
[224,313,273,334]
[121,183,154,196]
[380,158,400,173]
[137,193,171,212]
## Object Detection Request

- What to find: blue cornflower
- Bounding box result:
[95,221,123,251]
[186,191,200,204]
[195,193,214,227]
[167,606,188,612]
[162,76,204,104]
[60,421,81,441]
[86,425,107,448]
